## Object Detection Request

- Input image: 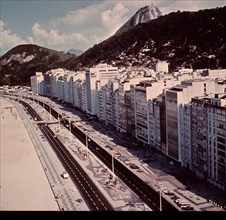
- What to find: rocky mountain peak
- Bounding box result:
[115,4,162,35]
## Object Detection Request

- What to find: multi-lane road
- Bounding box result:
[11,95,178,211]
[41,97,178,210]
[19,99,114,211]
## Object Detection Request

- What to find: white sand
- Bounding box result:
[0,98,59,210]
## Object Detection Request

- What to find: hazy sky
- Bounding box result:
[0,0,225,55]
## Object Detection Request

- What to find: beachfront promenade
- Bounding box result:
[0,98,59,210]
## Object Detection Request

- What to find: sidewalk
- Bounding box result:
[0,98,59,211]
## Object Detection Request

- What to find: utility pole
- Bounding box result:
[112,150,114,176]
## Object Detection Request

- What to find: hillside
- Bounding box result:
[64,6,226,72]
[1,6,226,86]
[0,44,73,86]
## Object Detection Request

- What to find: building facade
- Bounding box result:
[85,64,118,115]
[207,94,226,190]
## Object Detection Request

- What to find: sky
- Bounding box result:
[0,0,225,56]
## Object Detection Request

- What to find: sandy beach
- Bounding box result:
[0,98,59,210]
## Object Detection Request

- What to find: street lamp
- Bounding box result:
[110,146,118,189]
[112,149,115,178]
[159,190,162,211]
[49,105,52,120]
[156,182,162,211]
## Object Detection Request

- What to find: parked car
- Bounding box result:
[181,206,194,211]
[171,195,179,201]
[123,160,130,165]
[164,190,175,196]
[130,164,139,169]
[137,168,144,173]
[118,156,128,161]
[76,198,83,203]
[114,152,121,158]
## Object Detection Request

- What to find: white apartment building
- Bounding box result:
[30,72,44,95]
[180,103,193,170]
[207,94,226,190]
[72,71,86,111]
[116,77,151,135]
[85,64,118,115]
[133,80,173,146]
[116,82,129,133]
[190,97,209,178]
[80,82,87,113]
[165,79,221,162]
[98,79,119,125]
[96,78,110,118]
[98,84,107,122]
[151,60,169,73]
[51,73,65,99]
[73,79,87,112]
[208,69,226,79]
[63,74,72,104]
[62,70,81,105]
[47,68,66,99]
[56,76,64,100]
[149,94,167,153]
[177,74,193,82]
[116,78,138,133]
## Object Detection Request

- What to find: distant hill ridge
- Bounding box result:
[67,48,83,56]
[0,44,72,85]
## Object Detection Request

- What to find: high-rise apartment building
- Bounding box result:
[133,80,170,146]
[85,64,118,115]
[191,98,208,177]
[115,77,147,136]
[150,94,167,153]
[73,79,87,112]
[30,72,44,95]
[207,94,226,190]
[165,80,218,162]
[98,79,118,125]
[72,71,86,110]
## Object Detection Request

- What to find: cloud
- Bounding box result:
[0,20,27,49]
[31,22,89,46]
[46,1,130,49]
[51,2,104,27]
[101,2,129,31]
